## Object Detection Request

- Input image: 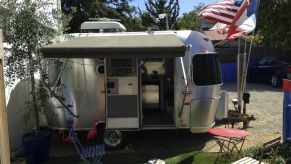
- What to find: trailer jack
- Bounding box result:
[227,110,255,129]
[227,94,255,129]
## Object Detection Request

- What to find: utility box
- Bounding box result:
[283,79,291,142]
[216,91,229,120]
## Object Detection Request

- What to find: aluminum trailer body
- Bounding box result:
[41,30,222,148]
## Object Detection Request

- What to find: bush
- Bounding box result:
[240,145,287,163]
[278,143,291,163]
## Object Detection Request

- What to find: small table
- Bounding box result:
[208,128,249,161]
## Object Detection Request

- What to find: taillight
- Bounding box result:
[288,66,291,72]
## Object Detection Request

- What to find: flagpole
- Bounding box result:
[240,37,248,112]
[199,0,259,129]
[237,38,242,112]
[243,31,255,92]
[241,52,247,112]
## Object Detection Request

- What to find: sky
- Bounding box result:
[131,0,217,15]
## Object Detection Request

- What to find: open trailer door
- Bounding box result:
[105,58,139,129]
[40,34,185,130]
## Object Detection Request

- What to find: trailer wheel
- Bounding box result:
[103,130,129,150]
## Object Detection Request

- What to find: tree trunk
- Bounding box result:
[29,54,39,136]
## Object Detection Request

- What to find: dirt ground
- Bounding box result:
[203,82,283,152]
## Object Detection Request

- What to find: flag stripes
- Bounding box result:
[199,0,250,25]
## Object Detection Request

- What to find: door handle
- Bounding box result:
[128,83,132,86]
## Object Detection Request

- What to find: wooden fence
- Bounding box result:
[217,46,289,63]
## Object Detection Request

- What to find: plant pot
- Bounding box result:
[22,131,51,164]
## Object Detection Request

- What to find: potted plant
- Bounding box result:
[0,0,55,163]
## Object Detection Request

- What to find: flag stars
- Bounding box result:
[234,0,244,7]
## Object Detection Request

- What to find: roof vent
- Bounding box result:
[80,18,126,33]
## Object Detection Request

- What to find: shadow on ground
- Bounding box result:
[34,129,215,164]
[129,130,212,153]
[222,82,282,92]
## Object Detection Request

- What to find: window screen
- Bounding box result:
[192,54,222,86]
[108,58,137,76]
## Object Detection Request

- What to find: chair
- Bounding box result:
[69,128,105,164]
[231,137,281,164]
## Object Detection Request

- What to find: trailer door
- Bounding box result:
[105,58,139,129]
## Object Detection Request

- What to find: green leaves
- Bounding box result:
[0,0,55,84]
[257,0,291,49]
[141,0,180,30]
[0,0,56,135]
[62,0,143,32]
[177,4,205,30]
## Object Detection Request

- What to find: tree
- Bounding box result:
[61,0,145,32]
[0,0,55,136]
[256,0,291,49]
[177,4,205,30]
[141,0,180,30]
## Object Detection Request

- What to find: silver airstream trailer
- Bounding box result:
[40,30,222,149]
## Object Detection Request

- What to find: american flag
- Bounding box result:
[199,0,250,25]
[226,0,260,40]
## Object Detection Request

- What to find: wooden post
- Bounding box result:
[0,29,10,164]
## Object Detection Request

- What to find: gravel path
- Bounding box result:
[203,82,283,152]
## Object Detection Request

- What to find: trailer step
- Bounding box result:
[142,125,178,129]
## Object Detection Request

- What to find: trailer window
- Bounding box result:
[192,54,221,86]
[108,58,137,76]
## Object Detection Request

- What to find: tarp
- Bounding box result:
[41,34,186,58]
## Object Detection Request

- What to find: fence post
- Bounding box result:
[0,29,10,164]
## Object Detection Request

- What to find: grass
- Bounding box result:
[43,151,230,164]
[165,151,229,164]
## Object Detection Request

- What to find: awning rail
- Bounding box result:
[41,34,186,58]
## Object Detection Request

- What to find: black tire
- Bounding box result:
[271,74,281,88]
[102,130,129,150]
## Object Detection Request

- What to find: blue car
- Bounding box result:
[247,57,288,87]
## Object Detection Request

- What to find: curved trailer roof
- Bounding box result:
[41,34,186,58]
